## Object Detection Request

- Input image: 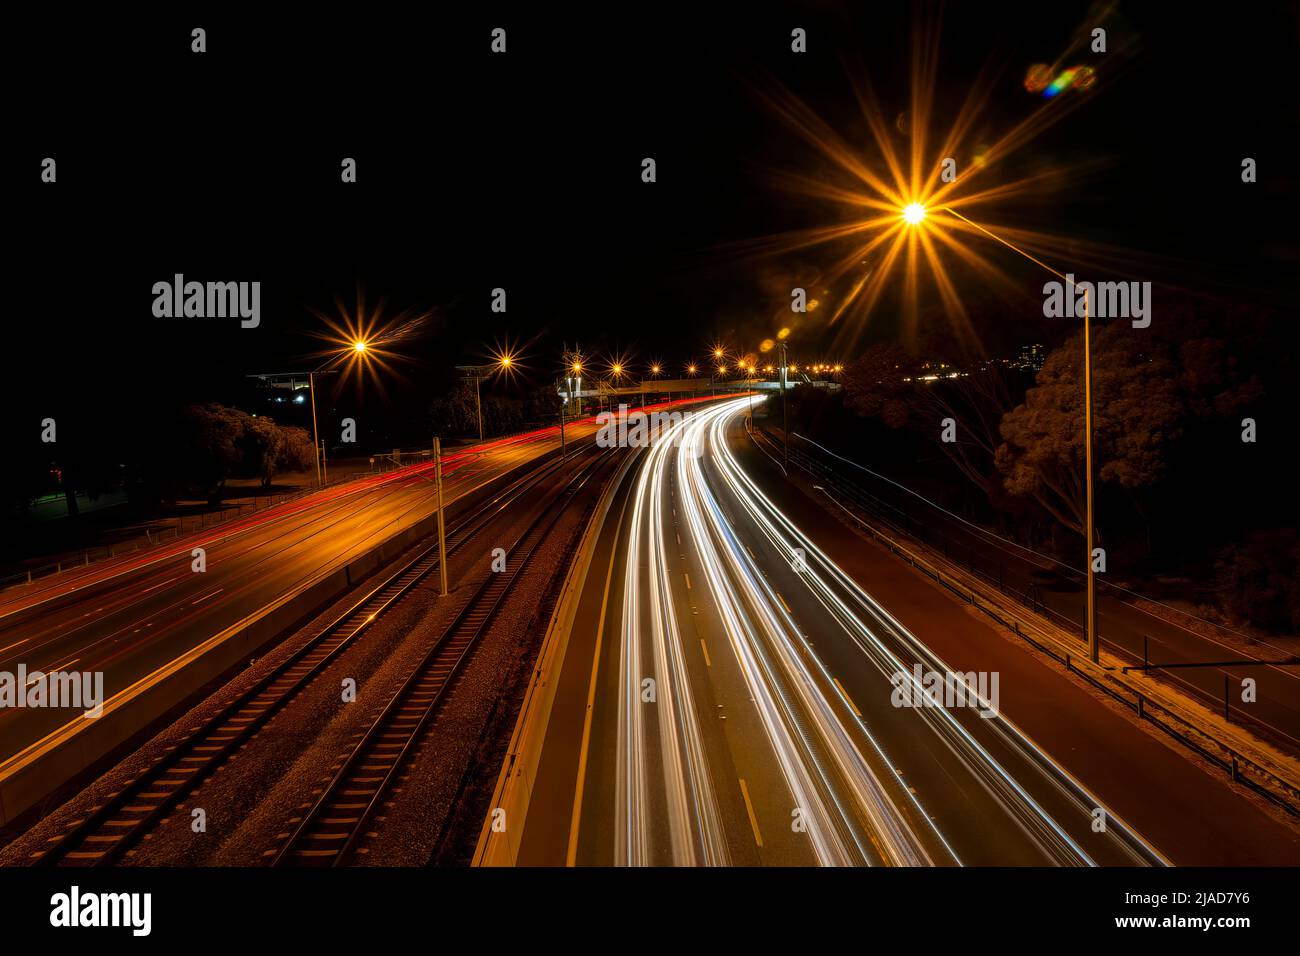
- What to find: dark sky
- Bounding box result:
[9,2,1298,445]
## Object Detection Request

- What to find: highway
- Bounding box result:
[780,431,1300,752]
[0,418,619,762]
[537,398,1162,865]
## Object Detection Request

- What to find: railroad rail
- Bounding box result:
[31,445,599,866]
[268,448,614,865]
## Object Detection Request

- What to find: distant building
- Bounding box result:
[1016,343,1046,371]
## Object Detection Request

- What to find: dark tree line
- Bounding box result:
[429,382,562,440]
[794,297,1297,631]
[2,404,315,517]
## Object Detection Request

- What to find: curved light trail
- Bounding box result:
[612,396,1166,867]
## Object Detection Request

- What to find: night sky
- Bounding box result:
[9,3,1297,446]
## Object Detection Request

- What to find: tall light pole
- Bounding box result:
[305,341,366,487]
[247,339,374,490]
[308,370,323,487]
[778,341,789,474]
[434,437,448,596]
[560,359,582,459]
[457,355,513,444]
[938,205,1098,663]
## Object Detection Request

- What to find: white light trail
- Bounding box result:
[611,397,1165,867]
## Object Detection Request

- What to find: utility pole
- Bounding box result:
[559,386,567,459]
[473,375,484,441]
[1082,287,1097,663]
[434,437,448,596]
[309,370,322,487]
[942,206,1098,664]
[779,340,789,474]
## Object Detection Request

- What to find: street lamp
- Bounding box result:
[559,356,584,459]
[457,352,515,443]
[917,204,1098,664]
[778,340,789,473]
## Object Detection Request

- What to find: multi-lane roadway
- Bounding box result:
[0,423,600,763]
[515,397,1300,866]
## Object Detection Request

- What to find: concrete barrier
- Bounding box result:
[473,450,639,866]
[0,447,563,827]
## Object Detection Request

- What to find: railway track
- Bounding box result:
[31,444,600,867]
[267,447,614,865]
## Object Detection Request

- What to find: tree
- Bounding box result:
[996,301,1267,537]
[241,414,314,487]
[176,404,247,502]
[842,343,1017,505]
[274,425,315,483]
[430,383,480,438]
[1214,530,1300,632]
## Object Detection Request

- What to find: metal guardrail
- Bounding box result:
[755,426,1300,818]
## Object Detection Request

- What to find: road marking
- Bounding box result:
[775,591,792,613]
[738,778,764,848]
[28,658,80,685]
[567,484,633,867]
[142,574,185,595]
[699,640,711,667]
[833,678,862,718]
[191,588,225,606]
[0,639,30,656]
[683,572,692,590]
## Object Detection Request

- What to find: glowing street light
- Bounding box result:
[902,202,927,225]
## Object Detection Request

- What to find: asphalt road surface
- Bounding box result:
[520,398,1300,865]
[0,420,606,761]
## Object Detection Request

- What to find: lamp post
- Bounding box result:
[307,339,368,486]
[561,360,582,459]
[457,355,514,444]
[937,205,1098,664]
[308,369,323,487]
[778,341,789,474]
[246,341,370,490]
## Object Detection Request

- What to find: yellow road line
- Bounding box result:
[775,591,792,613]
[683,572,692,590]
[566,485,633,867]
[699,640,711,667]
[738,778,764,848]
[833,678,862,718]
